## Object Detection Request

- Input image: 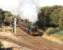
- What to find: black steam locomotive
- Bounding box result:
[17,19,43,36]
[17,18,58,36]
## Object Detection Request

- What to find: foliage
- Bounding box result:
[0,9,5,27]
[50,8,63,30]
[35,5,63,30]
[45,28,59,35]
[0,9,5,20]
[4,11,13,23]
[0,9,13,26]
[4,11,12,17]
[0,41,3,48]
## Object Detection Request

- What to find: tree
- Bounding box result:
[35,5,63,30]
[4,11,13,25]
[36,6,54,29]
[0,41,3,48]
[0,9,5,27]
[50,8,63,30]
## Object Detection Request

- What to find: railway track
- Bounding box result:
[16,21,63,50]
[0,29,63,50]
[17,21,43,36]
[0,35,39,50]
[0,21,62,50]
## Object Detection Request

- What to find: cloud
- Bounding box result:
[0,0,63,14]
[0,0,19,15]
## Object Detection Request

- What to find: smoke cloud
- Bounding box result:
[18,0,39,23]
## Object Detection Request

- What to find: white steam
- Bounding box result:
[18,0,39,23]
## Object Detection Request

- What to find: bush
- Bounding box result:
[0,41,3,48]
[46,27,59,35]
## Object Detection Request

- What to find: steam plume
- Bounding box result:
[18,0,39,23]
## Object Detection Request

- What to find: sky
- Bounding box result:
[0,0,63,22]
[0,0,63,14]
[36,0,63,7]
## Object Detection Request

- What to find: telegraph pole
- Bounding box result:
[13,17,16,34]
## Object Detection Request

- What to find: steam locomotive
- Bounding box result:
[17,19,43,36]
[17,18,58,36]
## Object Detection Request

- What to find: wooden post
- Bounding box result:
[13,17,16,34]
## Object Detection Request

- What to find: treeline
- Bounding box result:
[0,9,14,26]
[35,5,63,30]
[0,5,63,31]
